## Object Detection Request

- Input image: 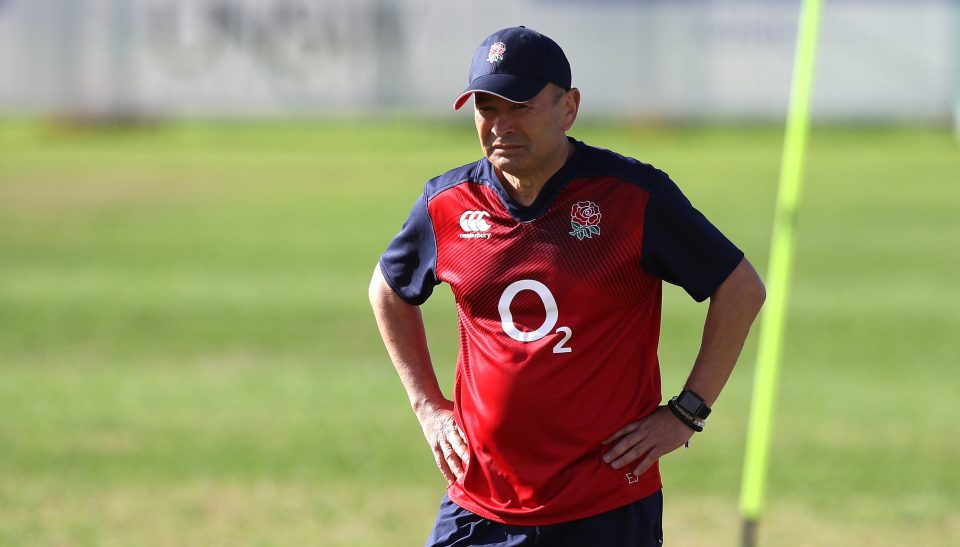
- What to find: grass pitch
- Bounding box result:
[0,120,957,546]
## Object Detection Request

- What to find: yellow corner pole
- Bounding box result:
[740,0,823,545]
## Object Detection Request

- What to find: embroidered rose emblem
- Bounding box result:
[569,201,601,240]
[487,42,506,63]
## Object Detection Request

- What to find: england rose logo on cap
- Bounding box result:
[487,42,506,63]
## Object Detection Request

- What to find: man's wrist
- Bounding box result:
[411,395,452,420]
[667,396,706,432]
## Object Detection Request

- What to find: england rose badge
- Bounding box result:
[569,201,601,240]
[487,42,506,63]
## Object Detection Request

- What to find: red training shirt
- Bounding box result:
[379,138,742,525]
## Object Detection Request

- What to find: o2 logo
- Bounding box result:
[497,280,573,354]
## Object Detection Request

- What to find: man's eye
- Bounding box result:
[512,104,529,110]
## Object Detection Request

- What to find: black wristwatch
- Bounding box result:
[675,390,711,420]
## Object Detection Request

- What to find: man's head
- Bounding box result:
[455,27,580,180]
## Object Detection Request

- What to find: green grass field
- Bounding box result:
[0,120,957,546]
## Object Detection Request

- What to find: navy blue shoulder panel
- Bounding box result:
[423,160,489,201]
[379,160,488,305]
[380,142,742,304]
[573,141,744,301]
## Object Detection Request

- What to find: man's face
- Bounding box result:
[473,84,579,179]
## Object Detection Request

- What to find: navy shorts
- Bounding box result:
[425,491,663,547]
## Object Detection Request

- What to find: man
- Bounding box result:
[369,26,765,547]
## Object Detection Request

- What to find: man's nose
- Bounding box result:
[490,112,515,138]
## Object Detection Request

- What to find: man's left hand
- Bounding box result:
[601,406,695,476]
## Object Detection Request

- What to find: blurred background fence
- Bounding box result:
[0,0,957,122]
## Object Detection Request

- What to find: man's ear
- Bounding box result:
[562,88,581,131]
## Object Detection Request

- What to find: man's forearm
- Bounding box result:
[369,264,470,482]
[368,264,447,418]
[684,257,766,406]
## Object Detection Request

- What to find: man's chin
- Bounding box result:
[488,154,529,175]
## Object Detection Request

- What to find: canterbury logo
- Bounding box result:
[459,210,492,239]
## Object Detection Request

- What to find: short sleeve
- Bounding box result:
[378,193,440,305]
[640,172,744,301]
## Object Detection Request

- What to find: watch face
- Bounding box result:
[678,392,703,415]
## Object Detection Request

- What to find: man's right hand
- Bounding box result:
[418,400,470,485]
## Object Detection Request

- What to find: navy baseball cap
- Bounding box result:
[453,26,571,110]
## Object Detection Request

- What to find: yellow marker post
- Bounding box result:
[739,1,823,546]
